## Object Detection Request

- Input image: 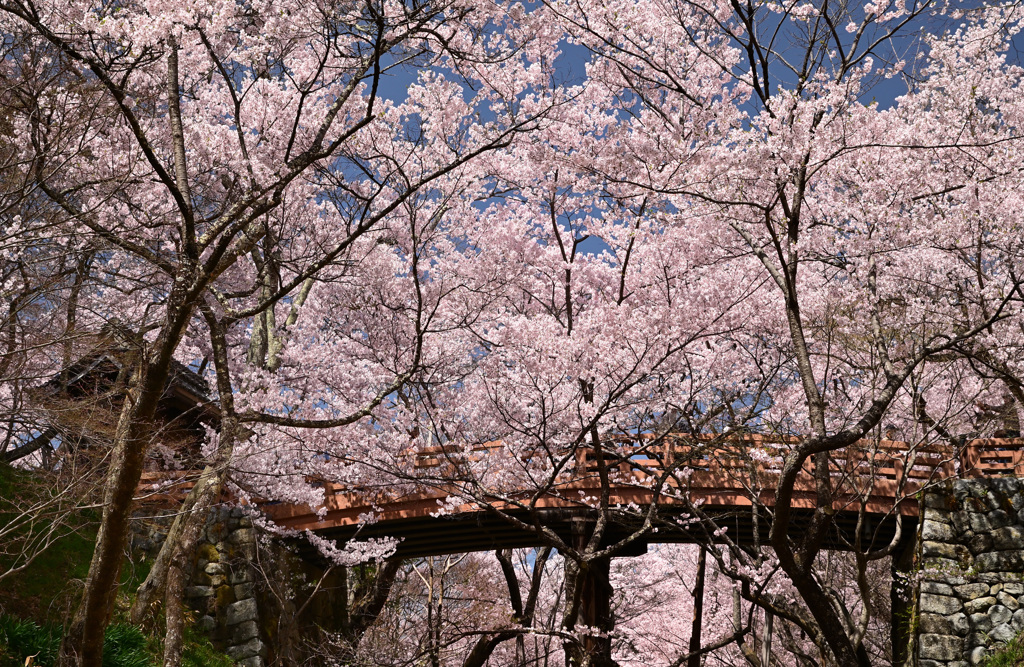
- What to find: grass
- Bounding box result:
[0,615,155,667]
[0,615,58,667]
[0,616,233,667]
[181,629,234,667]
[982,631,1024,667]
[0,465,232,667]
[0,464,99,624]
[0,463,150,624]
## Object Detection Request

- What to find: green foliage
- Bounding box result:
[182,629,233,667]
[101,624,152,667]
[0,464,101,624]
[0,522,97,623]
[0,615,59,667]
[0,464,25,498]
[0,615,163,667]
[982,631,1024,667]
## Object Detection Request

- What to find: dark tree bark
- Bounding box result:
[688,547,706,667]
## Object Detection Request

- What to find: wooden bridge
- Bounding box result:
[138,436,1024,558]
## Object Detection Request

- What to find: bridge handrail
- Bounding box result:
[135,437,1024,523]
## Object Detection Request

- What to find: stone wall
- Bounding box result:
[918,478,1024,666]
[131,505,267,666]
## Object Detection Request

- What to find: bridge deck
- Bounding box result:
[138,438,1024,557]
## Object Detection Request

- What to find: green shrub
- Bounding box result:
[182,629,233,667]
[0,616,156,667]
[0,615,59,667]
[101,624,152,667]
[982,630,1024,667]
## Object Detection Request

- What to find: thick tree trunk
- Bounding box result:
[563,523,616,667]
[162,561,186,667]
[130,423,237,625]
[60,306,194,667]
[687,547,706,667]
[59,358,166,667]
[890,534,917,667]
[770,446,873,667]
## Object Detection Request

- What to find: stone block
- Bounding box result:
[184,586,213,599]
[1011,492,1024,511]
[950,612,970,636]
[924,541,964,560]
[956,583,990,600]
[923,557,962,572]
[230,528,255,545]
[952,510,973,535]
[919,633,964,661]
[968,533,994,555]
[227,639,265,661]
[969,613,993,633]
[977,573,1013,584]
[234,582,255,599]
[969,646,989,665]
[926,508,954,524]
[205,562,227,576]
[237,658,263,667]
[921,581,955,596]
[226,598,258,626]
[988,509,1013,530]
[1003,583,1024,595]
[990,604,1013,626]
[1013,608,1024,632]
[964,596,996,614]
[997,591,1021,610]
[232,620,259,644]
[197,615,216,633]
[925,493,953,510]
[968,632,989,648]
[976,551,1024,572]
[192,571,214,587]
[923,594,964,615]
[923,519,956,541]
[918,613,955,635]
[991,621,1017,643]
[969,513,992,533]
[990,525,1024,550]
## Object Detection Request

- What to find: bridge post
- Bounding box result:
[564,519,616,667]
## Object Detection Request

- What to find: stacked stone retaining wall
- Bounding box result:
[131,505,266,666]
[918,478,1024,666]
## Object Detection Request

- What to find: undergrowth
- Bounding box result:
[0,466,231,667]
[982,631,1024,667]
[0,615,152,667]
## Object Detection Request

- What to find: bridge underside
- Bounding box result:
[303,504,914,560]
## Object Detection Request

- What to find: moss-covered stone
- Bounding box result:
[215,584,236,609]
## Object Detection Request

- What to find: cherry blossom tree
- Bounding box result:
[3,0,1024,666]
[529,1,1024,665]
[0,0,566,663]
[252,2,1024,665]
